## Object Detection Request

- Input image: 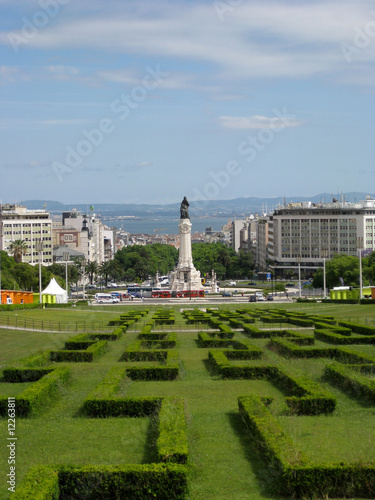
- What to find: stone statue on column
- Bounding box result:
[170,196,203,292]
[180,197,190,220]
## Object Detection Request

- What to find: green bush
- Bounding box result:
[238,395,375,498]
[50,341,107,362]
[83,366,162,417]
[268,338,336,359]
[157,398,188,464]
[325,361,375,402]
[124,351,179,381]
[0,367,70,417]
[16,464,188,500]
[12,466,59,500]
[315,329,375,345]
[210,353,336,415]
[338,321,375,336]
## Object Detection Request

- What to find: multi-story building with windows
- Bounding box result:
[0,204,53,264]
[256,218,269,271]
[268,198,375,271]
[53,210,104,264]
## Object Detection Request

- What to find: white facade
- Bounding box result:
[59,213,104,264]
[269,199,375,269]
[0,204,52,264]
[170,218,203,291]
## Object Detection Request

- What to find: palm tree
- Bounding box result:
[99,261,112,287]
[8,240,28,263]
[85,261,98,285]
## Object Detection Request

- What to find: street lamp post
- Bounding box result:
[357,237,363,301]
[35,239,44,305]
[63,251,70,295]
[296,256,302,299]
[321,248,328,300]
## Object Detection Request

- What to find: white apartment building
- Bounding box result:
[0,204,52,264]
[268,198,375,270]
[54,211,104,264]
[256,218,269,271]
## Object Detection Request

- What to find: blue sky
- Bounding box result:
[1,0,375,205]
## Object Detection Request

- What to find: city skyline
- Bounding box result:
[1,0,375,205]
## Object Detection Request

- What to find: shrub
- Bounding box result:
[50,341,107,362]
[12,466,59,500]
[325,362,375,402]
[338,321,375,336]
[16,464,188,500]
[0,367,70,417]
[157,398,188,464]
[238,395,375,498]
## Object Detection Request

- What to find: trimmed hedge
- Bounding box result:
[198,334,262,354]
[238,394,375,498]
[16,464,188,500]
[325,361,375,402]
[124,351,180,381]
[239,394,307,471]
[157,398,188,464]
[314,322,352,335]
[210,353,335,415]
[336,346,375,364]
[12,466,59,500]
[338,321,375,336]
[3,367,53,383]
[0,367,71,417]
[268,338,336,359]
[315,329,375,345]
[83,366,163,417]
[50,340,108,362]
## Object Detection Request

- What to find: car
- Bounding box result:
[249,295,257,302]
[248,281,257,285]
[286,282,295,287]
[266,295,274,301]
[222,292,232,297]
[228,281,236,286]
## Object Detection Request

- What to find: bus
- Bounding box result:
[151,289,205,298]
[127,286,153,298]
[177,290,205,298]
[95,293,120,304]
[151,289,172,298]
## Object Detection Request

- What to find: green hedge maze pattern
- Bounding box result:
[2,307,375,498]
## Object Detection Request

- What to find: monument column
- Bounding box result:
[178,218,193,268]
[169,197,203,293]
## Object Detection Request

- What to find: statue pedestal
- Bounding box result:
[170,219,203,292]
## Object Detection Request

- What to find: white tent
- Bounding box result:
[42,278,68,303]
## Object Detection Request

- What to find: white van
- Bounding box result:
[95,293,119,304]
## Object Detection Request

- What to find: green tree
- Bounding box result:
[85,261,99,285]
[99,261,112,287]
[312,254,360,289]
[8,239,28,263]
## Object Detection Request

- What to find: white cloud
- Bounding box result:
[219,115,303,130]
[1,0,374,84]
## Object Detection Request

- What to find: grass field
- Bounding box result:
[1,302,375,499]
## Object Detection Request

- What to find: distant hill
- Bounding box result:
[20,192,375,218]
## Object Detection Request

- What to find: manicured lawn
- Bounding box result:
[0,303,375,498]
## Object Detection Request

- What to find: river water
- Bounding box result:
[106,216,231,234]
